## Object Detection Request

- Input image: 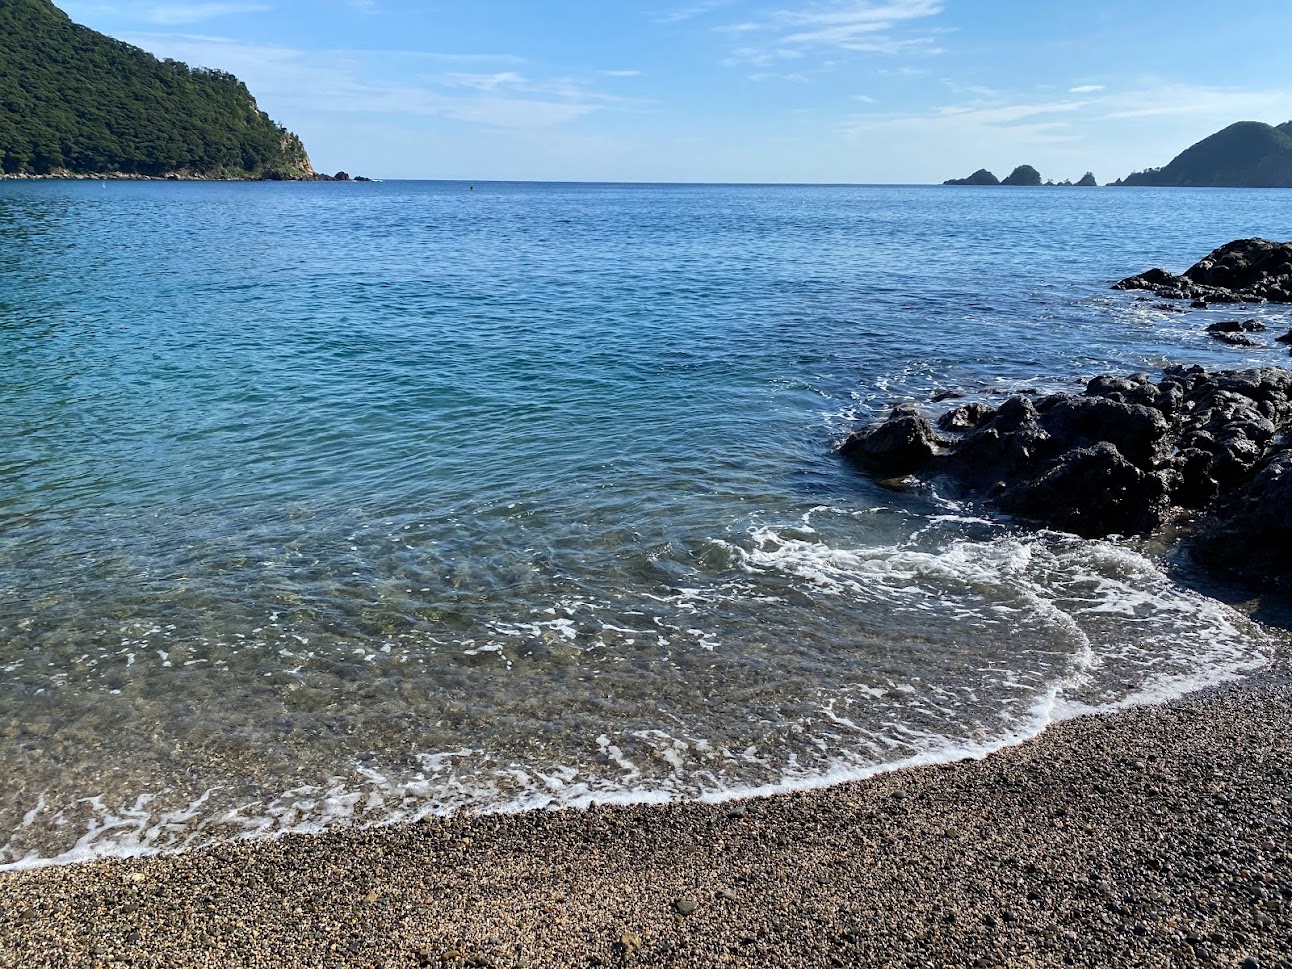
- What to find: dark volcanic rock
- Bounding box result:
[1194,451,1292,580]
[944,396,1053,486]
[937,402,994,432]
[1115,238,1292,304]
[840,365,1292,582]
[838,412,942,474]
[1207,319,1267,334]
[1037,396,1171,468]
[995,443,1170,536]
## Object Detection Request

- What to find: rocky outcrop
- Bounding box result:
[943,169,1000,186]
[1194,451,1292,581]
[839,366,1292,583]
[838,411,942,474]
[1115,238,1292,304]
[1075,172,1098,187]
[1001,165,1042,186]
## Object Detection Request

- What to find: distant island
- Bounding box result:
[0,0,352,181]
[1112,120,1292,188]
[943,165,1097,187]
[945,119,1292,190]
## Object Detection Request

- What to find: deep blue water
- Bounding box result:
[0,180,1289,867]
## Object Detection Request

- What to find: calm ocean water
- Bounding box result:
[1,180,1289,867]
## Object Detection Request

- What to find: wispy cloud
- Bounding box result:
[750,71,813,82]
[120,33,621,129]
[1097,82,1292,121]
[777,0,945,49]
[723,0,947,65]
[143,2,270,24]
[1069,84,1104,94]
[656,0,735,24]
[439,71,527,92]
[599,69,644,78]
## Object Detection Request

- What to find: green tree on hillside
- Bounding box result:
[0,0,314,177]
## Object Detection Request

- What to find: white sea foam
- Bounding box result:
[0,518,1277,873]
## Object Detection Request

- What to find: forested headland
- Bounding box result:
[0,0,318,179]
[1113,121,1292,188]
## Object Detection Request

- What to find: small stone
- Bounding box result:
[618,931,643,955]
[717,889,739,901]
[1241,959,1261,969]
[726,805,747,819]
[673,897,698,916]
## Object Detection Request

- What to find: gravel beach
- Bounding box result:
[2,672,1289,969]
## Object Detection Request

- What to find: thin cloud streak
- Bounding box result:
[656,0,734,24]
[721,0,947,65]
[120,33,618,129]
[144,2,270,24]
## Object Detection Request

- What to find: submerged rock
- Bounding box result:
[1207,319,1268,346]
[1115,238,1292,304]
[839,365,1292,585]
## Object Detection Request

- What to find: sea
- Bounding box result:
[1,180,1289,869]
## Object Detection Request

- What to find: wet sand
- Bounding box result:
[1,673,1289,969]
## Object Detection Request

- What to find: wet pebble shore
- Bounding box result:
[1,676,1289,969]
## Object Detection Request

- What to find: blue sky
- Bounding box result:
[59,0,1292,182]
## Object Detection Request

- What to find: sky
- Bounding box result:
[57,0,1292,183]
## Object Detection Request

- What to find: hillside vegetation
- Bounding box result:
[0,0,314,177]
[1115,121,1292,188]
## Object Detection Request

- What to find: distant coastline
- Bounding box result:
[943,119,1292,188]
[0,170,370,182]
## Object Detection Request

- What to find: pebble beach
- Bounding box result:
[2,659,1288,969]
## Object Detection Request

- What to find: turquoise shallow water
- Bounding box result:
[0,180,1289,866]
